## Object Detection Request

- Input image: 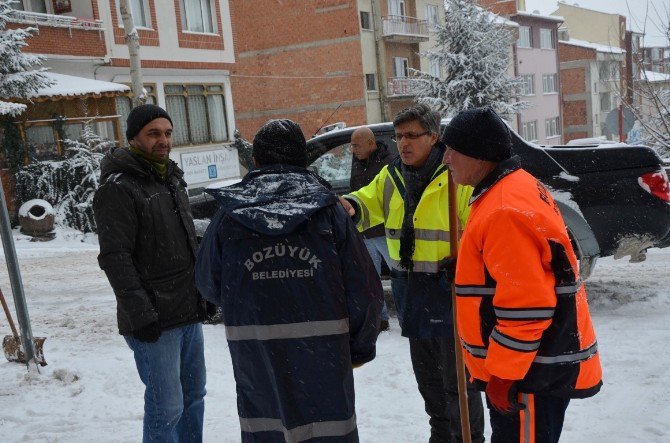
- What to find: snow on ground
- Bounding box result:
[0,228,669,442]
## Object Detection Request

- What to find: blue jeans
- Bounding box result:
[125,323,206,443]
[364,236,391,321]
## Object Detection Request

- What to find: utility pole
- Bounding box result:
[119,0,145,107]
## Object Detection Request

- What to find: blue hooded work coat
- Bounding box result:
[196,164,383,443]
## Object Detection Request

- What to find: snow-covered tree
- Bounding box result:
[0,0,53,117]
[410,0,526,117]
[13,122,108,233]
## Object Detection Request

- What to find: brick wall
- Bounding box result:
[476,0,517,15]
[228,0,368,139]
[9,22,107,57]
[561,67,586,95]
[562,100,587,127]
[559,43,595,62]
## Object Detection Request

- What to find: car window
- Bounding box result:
[310,142,353,191]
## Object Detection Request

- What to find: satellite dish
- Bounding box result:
[605,107,635,137]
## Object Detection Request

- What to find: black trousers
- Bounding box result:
[488,393,570,443]
[409,337,485,443]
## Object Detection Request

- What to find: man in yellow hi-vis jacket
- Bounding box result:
[339,104,484,442]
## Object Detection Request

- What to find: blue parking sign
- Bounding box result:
[208,165,218,179]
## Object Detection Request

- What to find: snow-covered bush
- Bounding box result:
[409,0,526,118]
[13,123,109,233]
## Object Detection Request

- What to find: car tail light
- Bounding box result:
[639,168,670,202]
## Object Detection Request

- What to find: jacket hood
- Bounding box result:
[100,147,183,182]
[206,164,338,236]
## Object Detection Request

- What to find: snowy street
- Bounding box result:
[0,229,669,442]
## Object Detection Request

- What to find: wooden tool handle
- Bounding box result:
[0,287,19,337]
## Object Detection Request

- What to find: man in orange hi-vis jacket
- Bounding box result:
[441,106,602,443]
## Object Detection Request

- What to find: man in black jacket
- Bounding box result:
[196,119,382,442]
[93,104,207,442]
[350,127,395,331]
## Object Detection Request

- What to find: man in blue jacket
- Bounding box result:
[196,119,383,442]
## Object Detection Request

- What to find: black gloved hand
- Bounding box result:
[133,322,161,343]
[441,256,457,281]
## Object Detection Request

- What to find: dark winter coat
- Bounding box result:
[350,140,395,238]
[93,147,206,336]
[195,164,383,443]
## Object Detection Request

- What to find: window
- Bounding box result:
[540,28,554,49]
[393,57,409,77]
[116,85,157,144]
[180,0,217,33]
[116,0,151,28]
[542,74,557,93]
[599,62,620,81]
[365,74,376,91]
[521,121,538,141]
[164,84,228,146]
[425,4,439,26]
[429,59,440,78]
[10,0,47,13]
[309,143,353,188]
[521,74,535,95]
[388,0,405,17]
[545,117,561,138]
[518,26,531,48]
[600,92,612,112]
[360,11,371,30]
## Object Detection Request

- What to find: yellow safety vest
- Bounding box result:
[346,161,473,273]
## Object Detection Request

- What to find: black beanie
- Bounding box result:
[252,119,308,167]
[125,104,173,141]
[441,106,512,162]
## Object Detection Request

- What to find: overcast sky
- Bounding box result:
[525,0,670,46]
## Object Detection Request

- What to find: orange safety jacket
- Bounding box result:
[455,158,602,399]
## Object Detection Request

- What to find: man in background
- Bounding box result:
[350,126,395,331]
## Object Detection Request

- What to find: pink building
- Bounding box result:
[511,11,564,144]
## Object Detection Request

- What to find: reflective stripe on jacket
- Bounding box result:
[455,160,602,399]
[346,159,472,274]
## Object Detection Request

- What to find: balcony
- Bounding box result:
[8,10,104,35]
[387,77,420,98]
[381,15,430,43]
[6,10,107,58]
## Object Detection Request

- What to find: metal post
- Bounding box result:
[0,178,39,370]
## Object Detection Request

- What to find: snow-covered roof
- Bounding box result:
[643,70,670,83]
[28,73,130,99]
[513,11,564,23]
[559,38,625,54]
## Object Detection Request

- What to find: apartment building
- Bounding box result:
[550,3,640,105]
[226,0,447,139]
[642,45,670,74]
[512,11,564,144]
[476,1,562,144]
[5,0,238,191]
[559,37,625,142]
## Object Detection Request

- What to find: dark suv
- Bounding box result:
[191,122,670,278]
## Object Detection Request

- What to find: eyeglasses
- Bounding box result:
[392,131,430,142]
